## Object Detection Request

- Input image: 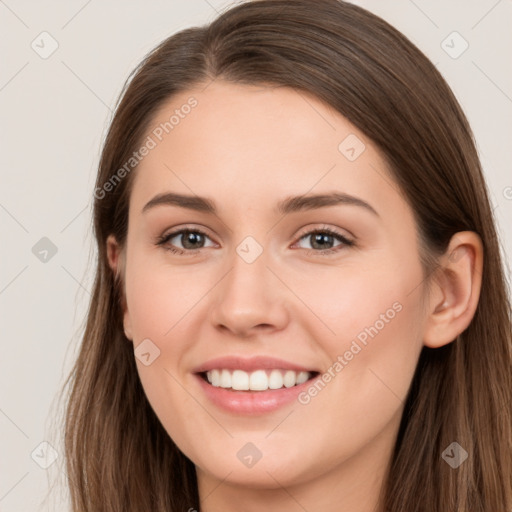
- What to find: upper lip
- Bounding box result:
[192,356,318,374]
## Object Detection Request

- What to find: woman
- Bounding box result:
[61,0,512,510]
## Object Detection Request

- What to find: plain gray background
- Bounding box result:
[1,1,511,510]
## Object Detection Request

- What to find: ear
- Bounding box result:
[423,231,483,348]
[106,234,133,341]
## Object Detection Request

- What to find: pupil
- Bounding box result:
[183,232,203,249]
[312,233,333,250]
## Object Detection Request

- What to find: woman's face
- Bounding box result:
[110,81,430,500]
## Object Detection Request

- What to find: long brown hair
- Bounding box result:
[55,0,512,510]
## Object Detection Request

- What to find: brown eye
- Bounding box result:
[156,228,215,254]
[295,228,354,255]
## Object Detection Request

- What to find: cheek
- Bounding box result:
[288,255,422,346]
[124,252,209,342]
[123,255,207,447]
[291,299,419,484]
[291,253,425,402]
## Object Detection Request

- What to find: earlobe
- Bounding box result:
[106,235,133,341]
[422,231,483,349]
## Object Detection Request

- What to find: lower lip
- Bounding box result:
[194,373,317,415]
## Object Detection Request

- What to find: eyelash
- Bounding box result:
[155,225,355,257]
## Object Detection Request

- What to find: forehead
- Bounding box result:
[129,80,404,220]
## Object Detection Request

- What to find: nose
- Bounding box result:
[209,244,289,338]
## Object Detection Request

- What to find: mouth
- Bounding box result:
[192,355,322,414]
[197,368,320,392]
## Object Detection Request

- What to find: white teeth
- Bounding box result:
[220,369,231,388]
[249,370,268,391]
[268,369,284,389]
[283,370,296,388]
[205,369,313,391]
[232,370,249,390]
[210,369,221,387]
[296,371,309,385]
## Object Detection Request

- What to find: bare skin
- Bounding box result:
[107,80,483,512]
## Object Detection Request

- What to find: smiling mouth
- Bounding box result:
[198,369,320,392]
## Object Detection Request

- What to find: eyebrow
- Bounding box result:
[142,191,379,217]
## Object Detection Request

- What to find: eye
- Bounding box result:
[156,227,216,255]
[293,227,354,255]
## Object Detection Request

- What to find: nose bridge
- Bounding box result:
[223,237,271,310]
[229,237,268,294]
[210,234,288,335]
